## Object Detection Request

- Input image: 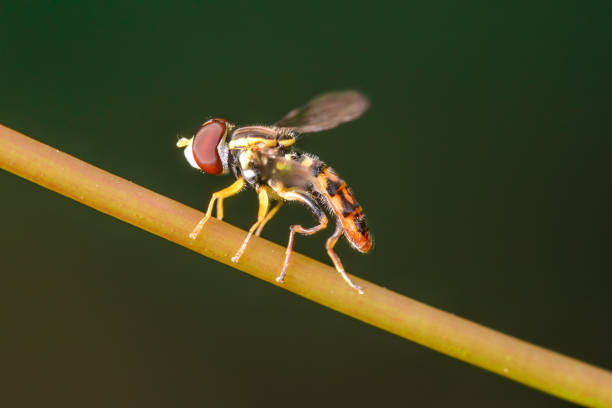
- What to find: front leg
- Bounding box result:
[189,177,245,240]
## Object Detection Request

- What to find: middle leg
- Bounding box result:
[255,200,284,237]
[231,187,270,263]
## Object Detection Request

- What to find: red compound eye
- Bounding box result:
[192,119,227,174]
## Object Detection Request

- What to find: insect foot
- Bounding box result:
[231,238,250,263]
[337,267,365,294]
[189,216,210,240]
[231,239,249,263]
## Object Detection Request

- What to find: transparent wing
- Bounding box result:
[231,126,278,141]
[274,90,370,133]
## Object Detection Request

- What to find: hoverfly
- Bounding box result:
[177,90,372,294]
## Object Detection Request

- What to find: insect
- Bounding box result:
[176,90,372,294]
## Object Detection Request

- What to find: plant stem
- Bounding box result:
[1,123,611,407]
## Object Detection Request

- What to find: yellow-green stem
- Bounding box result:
[1,123,611,407]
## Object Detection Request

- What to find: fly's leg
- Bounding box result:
[275,192,328,283]
[255,201,284,237]
[326,222,364,294]
[231,187,270,263]
[278,219,328,283]
[190,177,245,240]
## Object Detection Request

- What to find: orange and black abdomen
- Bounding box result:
[316,167,372,253]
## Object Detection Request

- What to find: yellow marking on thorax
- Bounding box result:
[229,137,278,150]
[229,136,296,150]
[300,157,314,167]
[239,150,253,169]
[278,138,296,147]
[276,161,291,171]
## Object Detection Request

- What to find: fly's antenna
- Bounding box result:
[176,134,190,148]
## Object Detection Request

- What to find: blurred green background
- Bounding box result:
[1,1,611,407]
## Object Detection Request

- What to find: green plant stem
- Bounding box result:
[1,123,611,407]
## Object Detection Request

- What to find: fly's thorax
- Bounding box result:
[235,148,261,185]
[235,147,321,191]
[228,126,297,150]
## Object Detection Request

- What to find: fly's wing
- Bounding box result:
[254,147,316,190]
[274,90,369,133]
[231,126,278,141]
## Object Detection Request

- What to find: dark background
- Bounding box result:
[1,1,610,407]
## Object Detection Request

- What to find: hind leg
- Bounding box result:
[275,191,328,283]
[326,222,364,294]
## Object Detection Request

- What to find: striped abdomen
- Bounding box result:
[315,166,372,253]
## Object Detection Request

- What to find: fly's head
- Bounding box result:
[177,118,234,175]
